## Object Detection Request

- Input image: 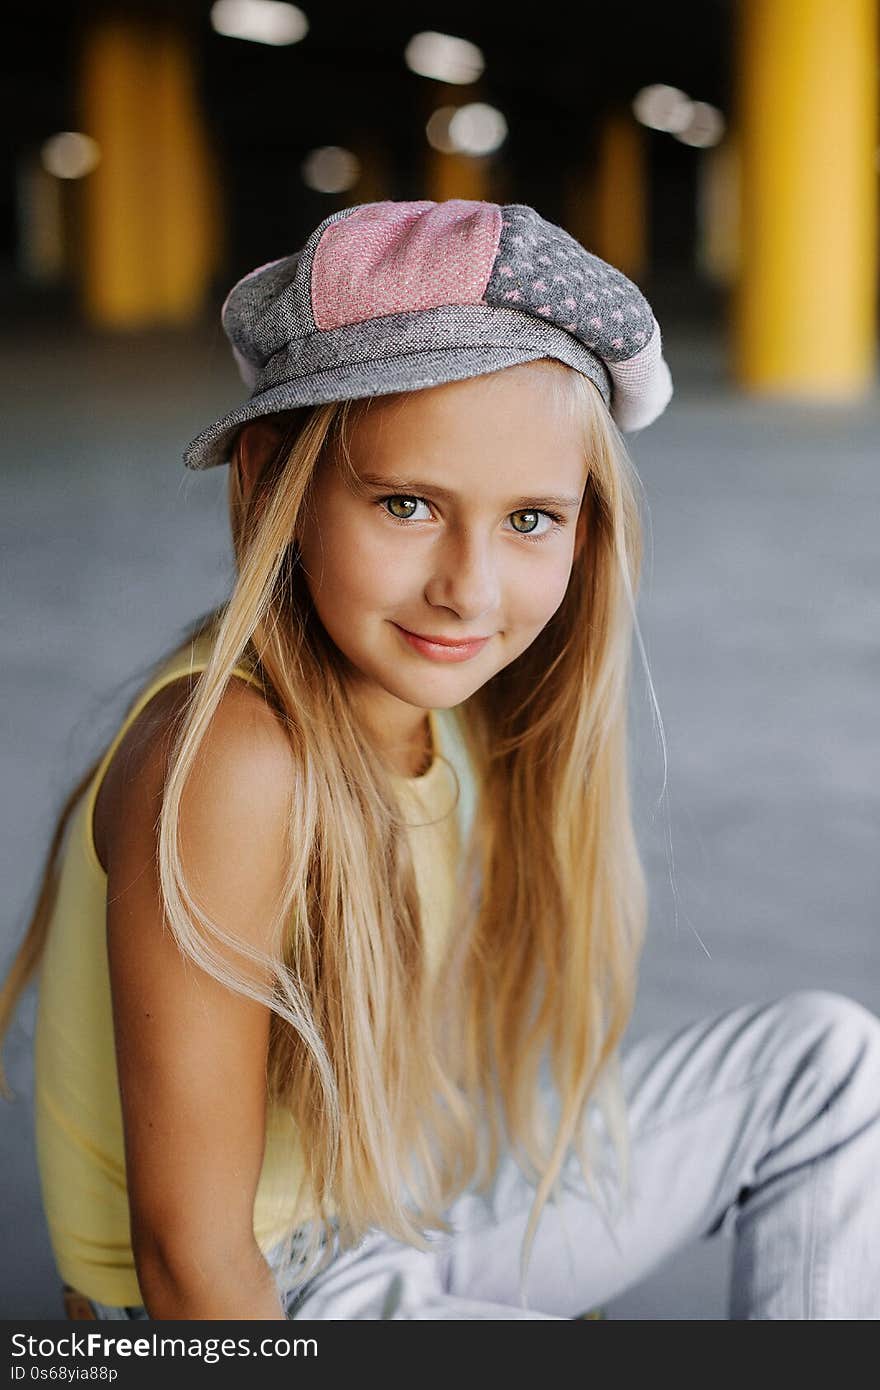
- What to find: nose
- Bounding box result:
[423,527,501,622]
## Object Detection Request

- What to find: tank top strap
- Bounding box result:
[434,706,476,845]
[81,631,265,863]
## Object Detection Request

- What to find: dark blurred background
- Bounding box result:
[2,0,878,1319]
[2,1,737,323]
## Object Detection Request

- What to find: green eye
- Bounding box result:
[375,495,564,544]
[385,497,421,520]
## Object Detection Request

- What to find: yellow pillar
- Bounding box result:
[591,110,648,278]
[734,0,878,397]
[420,83,494,202]
[76,16,220,328]
[16,155,66,284]
[151,25,224,324]
[697,133,741,287]
[426,151,491,202]
[562,170,593,252]
[77,19,154,326]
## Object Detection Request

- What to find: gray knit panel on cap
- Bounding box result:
[222,256,300,379]
[486,204,655,365]
[222,204,364,374]
[259,302,611,404]
[262,204,361,348]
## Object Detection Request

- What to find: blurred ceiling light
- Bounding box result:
[425,106,459,154]
[210,0,308,46]
[404,31,484,84]
[632,84,693,133]
[41,132,101,179]
[301,145,360,193]
[448,103,507,156]
[675,101,726,148]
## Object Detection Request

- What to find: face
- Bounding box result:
[246,366,590,769]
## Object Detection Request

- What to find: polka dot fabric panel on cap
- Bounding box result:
[484,203,671,431]
[486,205,655,359]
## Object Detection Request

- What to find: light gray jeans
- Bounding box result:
[87,988,880,1320]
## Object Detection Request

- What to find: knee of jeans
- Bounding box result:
[780,988,880,1075]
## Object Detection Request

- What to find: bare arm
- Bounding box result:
[105,679,297,1319]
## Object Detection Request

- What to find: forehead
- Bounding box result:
[350,365,589,463]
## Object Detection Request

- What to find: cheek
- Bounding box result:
[301,516,407,610]
[513,555,574,625]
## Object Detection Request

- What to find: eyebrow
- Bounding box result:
[357,472,582,512]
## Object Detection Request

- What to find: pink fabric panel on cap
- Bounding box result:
[311,200,503,330]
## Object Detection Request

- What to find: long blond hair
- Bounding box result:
[2,359,649,1307]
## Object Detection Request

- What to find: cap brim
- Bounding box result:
[183,342,612,470]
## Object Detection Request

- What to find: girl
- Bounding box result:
[3,199,880,1321]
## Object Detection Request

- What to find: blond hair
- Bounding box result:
[2,360,649,1307]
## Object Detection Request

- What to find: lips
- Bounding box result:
[402,628,490,647]
[393,623,491,662]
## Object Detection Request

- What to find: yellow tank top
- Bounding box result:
[33,630,474,1306]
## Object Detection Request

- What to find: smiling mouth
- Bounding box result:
[393,624,493,660]
[398,626,492,647]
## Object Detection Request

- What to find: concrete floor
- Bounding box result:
[2,316,878,1319]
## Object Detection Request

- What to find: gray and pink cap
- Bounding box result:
[183,198,673,470]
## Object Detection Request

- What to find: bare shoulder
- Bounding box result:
[101,672,297,1273]
[96,670,296,879]
[174,677,298,888]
